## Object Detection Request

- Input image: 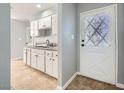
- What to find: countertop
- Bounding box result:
[25,46,58,51]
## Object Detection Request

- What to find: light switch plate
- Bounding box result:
[71,34,74,39]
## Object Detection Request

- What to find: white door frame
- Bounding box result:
[79,4,118,85]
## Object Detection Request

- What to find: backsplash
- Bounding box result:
[34,35,58,44]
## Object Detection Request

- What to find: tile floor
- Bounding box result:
[11,60,122,90]
[11,60,58,90]
[66,75,122,90]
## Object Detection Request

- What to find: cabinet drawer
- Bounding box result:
[31,49,44,55]
[46,51,52,57]
[53,51,58,58]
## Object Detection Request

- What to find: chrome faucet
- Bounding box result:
[46,40,50,47]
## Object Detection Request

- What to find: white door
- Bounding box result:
[37,54,45,72]
[80,5,117,84]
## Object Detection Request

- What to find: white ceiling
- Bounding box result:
[11,3,56,22]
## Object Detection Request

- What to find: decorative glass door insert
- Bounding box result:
[84,13,111,47]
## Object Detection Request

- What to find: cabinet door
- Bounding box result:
[37,54,44,72]
[23,49,27,64]
[27,49,31,66]
[30,21,39,36]
[34,21,39,36]
[46,57,53,76]
[52,57,58,78]
[39,16,51,29]
[39,19,44,29]
[44,16,51,28]
[52,14,57,35]
[31,53,37,68]
[46,51,52,57]
[30,21,34,36]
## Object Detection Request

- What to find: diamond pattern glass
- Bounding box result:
[84,13,110,47]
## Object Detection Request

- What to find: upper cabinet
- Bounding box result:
[52,14,58,35]
[38,16,52,30]
[30,20,39,37]
[30,14,58,37]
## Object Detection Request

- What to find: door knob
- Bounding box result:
[82,40,84,42]
[81,44,84,47]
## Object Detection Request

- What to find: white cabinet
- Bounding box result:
[31,49,45,72]
[37,54,45,72]
[30,20,39,36]
[23,48,27,64]
[27,48,31,65]
[52,14,58,35]
[23,47,58,79]
[31,52,37,68]
[38,16,51,30]
[46,56,53,76]
[23,48,31,66]
[46,51,58,78]
[52,51,58,78]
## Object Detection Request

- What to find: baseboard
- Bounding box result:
[11,57,23,61]
[62,72,78,89]
[56,86,63,90]
[116,83,124,89]
[77,72,81,75]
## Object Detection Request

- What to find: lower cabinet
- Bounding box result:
[37,54,45,72]
[52,56,58,78]
[23,48,27,64]
[23,48,58,79]
[46,56,53,76]
[31,53,37,68]
[46,51,58,78]
[23,48,31,65]
[31,49,45,72]
[27,48,31,65]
